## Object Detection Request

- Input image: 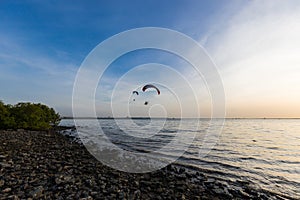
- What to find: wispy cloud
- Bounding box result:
[200,0,300,117]
[0,32,78,111]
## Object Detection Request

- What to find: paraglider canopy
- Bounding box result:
[132,91,139,102]
[132,91,139,95]
[142,84,160,95]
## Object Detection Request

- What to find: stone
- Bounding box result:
[64,176,74,183]
[0,162,12,168]
[134,181,139,187]
[224,188,233,198]
[143,174,151,180]
[179,167,185,174]
[3,187,12,193]
[205,178,215,183]
[0,179,5,187]
[177,174,186,180]
[90,191,98,196]
[176,186,185,192]
[55,177,63,185]
[118,192,125,199]
[213,188,224,194]
[133,189,141,198]
[30,186,44,198]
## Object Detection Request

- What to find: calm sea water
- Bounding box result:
[60,119,300,198]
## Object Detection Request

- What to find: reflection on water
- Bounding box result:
[60,119,300,198]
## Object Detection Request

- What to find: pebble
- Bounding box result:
[0,162,12,168]
[3,187,12,193]
[30,186,44,198]
[0,179,5,187]
[213,188,224,194]
[0,154,7,159]
[205,178,215,183]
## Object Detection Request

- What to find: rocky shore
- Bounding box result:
[0,130,290,199]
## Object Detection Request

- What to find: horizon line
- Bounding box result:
[61,116,300,120]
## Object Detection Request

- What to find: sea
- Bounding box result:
[60,118,300,198]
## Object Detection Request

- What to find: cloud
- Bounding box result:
[0,33,78,112]
[202,0,300,117]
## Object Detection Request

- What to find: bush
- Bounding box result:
[0,101,60,130]
[0,101,16,129]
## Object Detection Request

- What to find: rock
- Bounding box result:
[140,180,151,186]
[0,179,5,187]
[175,180,186,186]
[79,196,93,200]
[3,187,12,193]
[143,174,151,180]
[118,192,125,199]
[0,162,12,168]
[157,187,163,193]
[30,186,44,198]
[233,186,251,197]
[177,174,186,180]
[133,189,141,198]
[90,191,98,196]
[55,177,62,185]
[179,167,185,174]
[258,192,270,199]
[176,186,185,192]
[205,178,215,183]
[64,176,74,183]
[213,188,224,194]
[185,172,192,178]
[7,195,18,199]
[134,181,139,187]
[240,190,251,198]
[224,188,233,198]
[166,165,172,171]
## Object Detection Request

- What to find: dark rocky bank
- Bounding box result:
[0,130,292,199]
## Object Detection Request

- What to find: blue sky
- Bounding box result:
[1,1,300,117]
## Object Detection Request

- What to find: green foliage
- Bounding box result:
[0,101,16,129]
[0,101,60,130]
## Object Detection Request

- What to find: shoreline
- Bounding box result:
[0,129,292,199]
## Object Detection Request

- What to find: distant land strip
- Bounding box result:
[61,117,300,120]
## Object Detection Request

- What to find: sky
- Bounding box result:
[1,0,300,118]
